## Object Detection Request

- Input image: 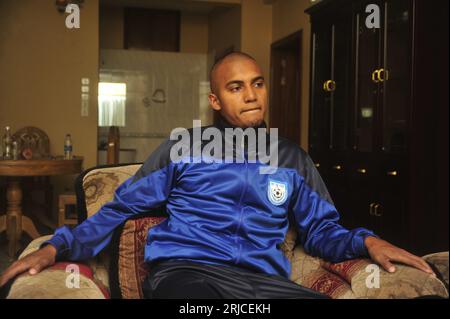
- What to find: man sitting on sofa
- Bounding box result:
[0,52,435,298]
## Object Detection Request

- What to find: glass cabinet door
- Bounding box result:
[309,24,332,152]
[354,1,383,153]
[380,0,411,153]
[330,17,353,151]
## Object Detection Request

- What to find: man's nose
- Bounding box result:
[244,86,257,103]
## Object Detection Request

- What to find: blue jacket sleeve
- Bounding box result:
[43,142,176,261]
[290,155,377,263]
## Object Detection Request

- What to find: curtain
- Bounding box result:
[98,95,126,127]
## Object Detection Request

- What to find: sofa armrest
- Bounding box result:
[17,235,54,259]
[18,235,110,290]
[291,245,448,299]
[322,257,449,299]
[423,252,449,289]
[6,236,109,299]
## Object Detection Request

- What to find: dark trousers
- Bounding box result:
[142,259,330,299]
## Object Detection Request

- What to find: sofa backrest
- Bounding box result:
[76,163,142,221]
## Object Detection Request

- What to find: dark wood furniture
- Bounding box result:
[58,193,78,227]
[306,0,448,255]
[12,126,53,221]
[0,157,83,257]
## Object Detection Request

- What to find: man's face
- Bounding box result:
[209,57,268,128]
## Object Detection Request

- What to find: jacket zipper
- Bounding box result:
[234,140,248,264]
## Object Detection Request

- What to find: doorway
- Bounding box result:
[270,31,302,145]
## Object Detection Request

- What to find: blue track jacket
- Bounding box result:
[45,119,376,278]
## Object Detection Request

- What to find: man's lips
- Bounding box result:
[241,107,261,114]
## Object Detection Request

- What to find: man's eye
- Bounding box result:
[254,82,264,88]
[230,87,241,92]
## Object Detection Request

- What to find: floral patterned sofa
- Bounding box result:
[5,164,449,299]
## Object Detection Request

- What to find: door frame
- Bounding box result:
[269,30,303,146]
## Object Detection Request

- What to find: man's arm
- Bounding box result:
[291,152,434,275]
[364,236,433,274]
[43,163,175,261]
[291,176,375,263]
[0,139,176,287]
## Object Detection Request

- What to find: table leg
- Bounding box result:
[0,214,6,234]
[7,215,18,257]
[6,179,23,257]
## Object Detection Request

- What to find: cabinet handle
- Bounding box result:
[371,69,380,83]
[356,168,367,174]
[332,165,342,171]
[378,68,389,82]
[373,203,383,217]
[387,170,398,176]
[323,80,336,92]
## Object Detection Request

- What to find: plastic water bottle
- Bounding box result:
[64,134,73,160]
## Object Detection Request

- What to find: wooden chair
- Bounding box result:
[12,127,53,226]
[58,193,78,227]
[12,126,50,159]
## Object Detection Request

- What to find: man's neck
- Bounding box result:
[214,115,267,131]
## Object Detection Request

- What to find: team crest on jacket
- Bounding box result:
[267,180,288,206]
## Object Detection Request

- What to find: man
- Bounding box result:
[0,52,434,298]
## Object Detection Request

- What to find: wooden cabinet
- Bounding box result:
[306,0,448,254]
[309,7,353,154]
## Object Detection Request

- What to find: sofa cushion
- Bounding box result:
[110,215,166,299]
[291,246,356,298]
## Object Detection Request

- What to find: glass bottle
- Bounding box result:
[2,126,12,160]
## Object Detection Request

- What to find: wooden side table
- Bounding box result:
[0,157,83,257]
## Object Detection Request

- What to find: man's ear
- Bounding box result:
[208,93,221,111]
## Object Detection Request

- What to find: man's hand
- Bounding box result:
[0,244,57,288]
[364,236,434,275]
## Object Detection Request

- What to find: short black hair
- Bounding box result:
[209,51,256,93]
